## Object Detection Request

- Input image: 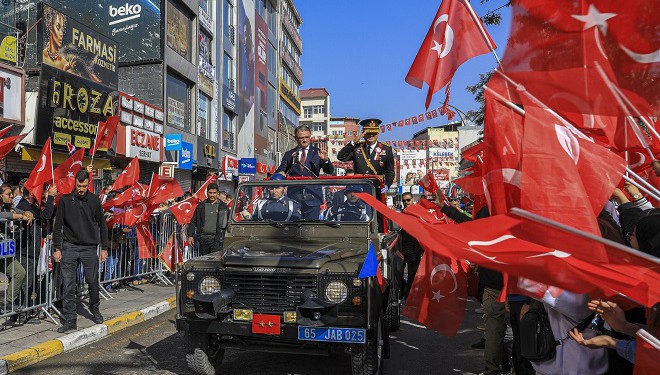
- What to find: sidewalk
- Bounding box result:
[0,283,176,374]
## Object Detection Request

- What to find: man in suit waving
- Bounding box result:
[276,125,334,219]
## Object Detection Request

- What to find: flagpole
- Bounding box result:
[510,208,660,265]
[592,62,657,160]
[482,86,525,116]
[626,167,660,197]
[461,0,502,69]
[638,329,660,350]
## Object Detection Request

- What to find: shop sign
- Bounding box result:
[238,158,256,175]
[165,133,182,151]
[159,164,175,179]
[0,63,25,125]
[222,85,237,113]
[204,144,216,158]
[279,79,301,115]
[221,155,238,180]
[178,141,193,170]
[0,35,17,64]
[126,126,161,162]
[256,162,268,174]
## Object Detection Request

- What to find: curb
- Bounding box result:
[0,296,176,374]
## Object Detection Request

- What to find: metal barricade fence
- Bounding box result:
[0,218,57,323]
[3,213,200,323]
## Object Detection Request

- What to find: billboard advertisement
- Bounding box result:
[38,3,119,89]
[26,0,162,64]
[237,0,255,159]
[398,149,427,186]
[253,13,268,158]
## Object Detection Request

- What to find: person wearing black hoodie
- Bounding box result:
[52,170,109,333]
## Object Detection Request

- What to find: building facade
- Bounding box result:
[299,88,330,148]
[7,0,302,191]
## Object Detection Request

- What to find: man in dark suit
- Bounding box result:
[337,118,395,193]
[276,125,334,219]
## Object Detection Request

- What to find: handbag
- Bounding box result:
[519,300,595,362]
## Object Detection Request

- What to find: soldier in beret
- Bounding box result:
[337,119,395,193]
[326,185,371,222]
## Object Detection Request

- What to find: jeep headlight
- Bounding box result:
[199,276,221,295]
[325,281,348,304]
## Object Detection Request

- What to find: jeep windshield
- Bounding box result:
[232,180,374,223]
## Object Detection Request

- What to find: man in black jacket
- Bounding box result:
[52,170,109,333]
[276,125,334,219]
[399,192,424,300]
[188,183,228,255]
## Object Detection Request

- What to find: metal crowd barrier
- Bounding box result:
[2,212,206,324]
[0,219,57,324]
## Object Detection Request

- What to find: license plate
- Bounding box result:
[298,326,366,344]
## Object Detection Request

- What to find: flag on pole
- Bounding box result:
[91,116,119,157]
[0,133,28,160]
[66,142,76,156]
[24,138,54,206]
[405,0,496,108]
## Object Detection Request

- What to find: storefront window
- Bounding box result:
[222,109,236,151]
[198,92,211,139]
[167,73,191,132]
[166,1,193,61]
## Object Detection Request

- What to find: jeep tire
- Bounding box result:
[184,332,225,375]
[384,279,401,332]
[350,319,384,375]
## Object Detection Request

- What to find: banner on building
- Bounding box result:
[398,150,426,186]
[237,0,255,159]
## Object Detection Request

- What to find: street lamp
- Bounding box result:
[442,104,473,125]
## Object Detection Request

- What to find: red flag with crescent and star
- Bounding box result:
[53,147,85,198]
[147,173,184,206]
[159,234,183,272]
[111,157,140,191]
[91,116,119,157]
[0,133,28,160]
[24,138,54,206]
[169,196,200,225]
[136,222,157,259]
[405,0,496,108]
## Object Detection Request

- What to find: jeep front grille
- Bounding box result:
[224,272,318,314]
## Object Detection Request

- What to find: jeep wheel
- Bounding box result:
[350,319,384,375]
[184,332,225,375]
[384,281,401,332]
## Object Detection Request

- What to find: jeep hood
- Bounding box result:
[196,240,366,268]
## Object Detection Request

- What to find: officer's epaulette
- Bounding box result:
[379,142,391,149]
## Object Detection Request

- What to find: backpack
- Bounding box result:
[519,300,595,362]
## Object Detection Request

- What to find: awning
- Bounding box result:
[21,147,112,170]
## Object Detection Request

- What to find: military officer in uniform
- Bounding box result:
[240,174,302,221]
[337,119,395,193]
[326,185,371,222]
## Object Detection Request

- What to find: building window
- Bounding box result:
[200,0,211,14]
[224,52,235,89]
[198,92,212,139]
[268,42,276,75]
[224,0,234,37]
[268,84,277,120]
[256,0,266,18]
[166,1,193,62]
[222,110,236,151]
[313,105,326,115]
[167,73,191,132]
[266,1,276,31]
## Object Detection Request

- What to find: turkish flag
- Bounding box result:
[0,133,28,160]
[91,116,119,156]
[357,193,660,308]
[503,0,658,115]
[111,157,140,191]
[405,0,496,108]
[520,102,627,241]
[193,175,219,201]
[418,170,439,193]
[136,222,157,259]
[404,252,467,337]
[169,197,200,225]
[481,75,523,215]
[0,125,12,139]
[54,147,85,197]
[159,234,182,272]
[147,173,183,206]
[24,138,54,206]
[113,197,158,227]
[633,331,660,375]
[102,184,144,210]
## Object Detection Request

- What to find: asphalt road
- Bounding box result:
[17,300,486,375]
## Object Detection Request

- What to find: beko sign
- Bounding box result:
[109,3,143,25]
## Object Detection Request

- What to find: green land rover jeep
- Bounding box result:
[175,177,404,375]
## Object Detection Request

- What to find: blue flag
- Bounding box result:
[358,241,378,279]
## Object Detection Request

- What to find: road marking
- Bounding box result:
[394,340,419,350]
[400,320,426,329]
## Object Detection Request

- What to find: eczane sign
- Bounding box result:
[126,126,161,162]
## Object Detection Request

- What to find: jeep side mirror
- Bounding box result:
[218,210,229,230]
[388,220,401,231]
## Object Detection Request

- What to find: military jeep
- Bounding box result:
[175,177,404,375]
